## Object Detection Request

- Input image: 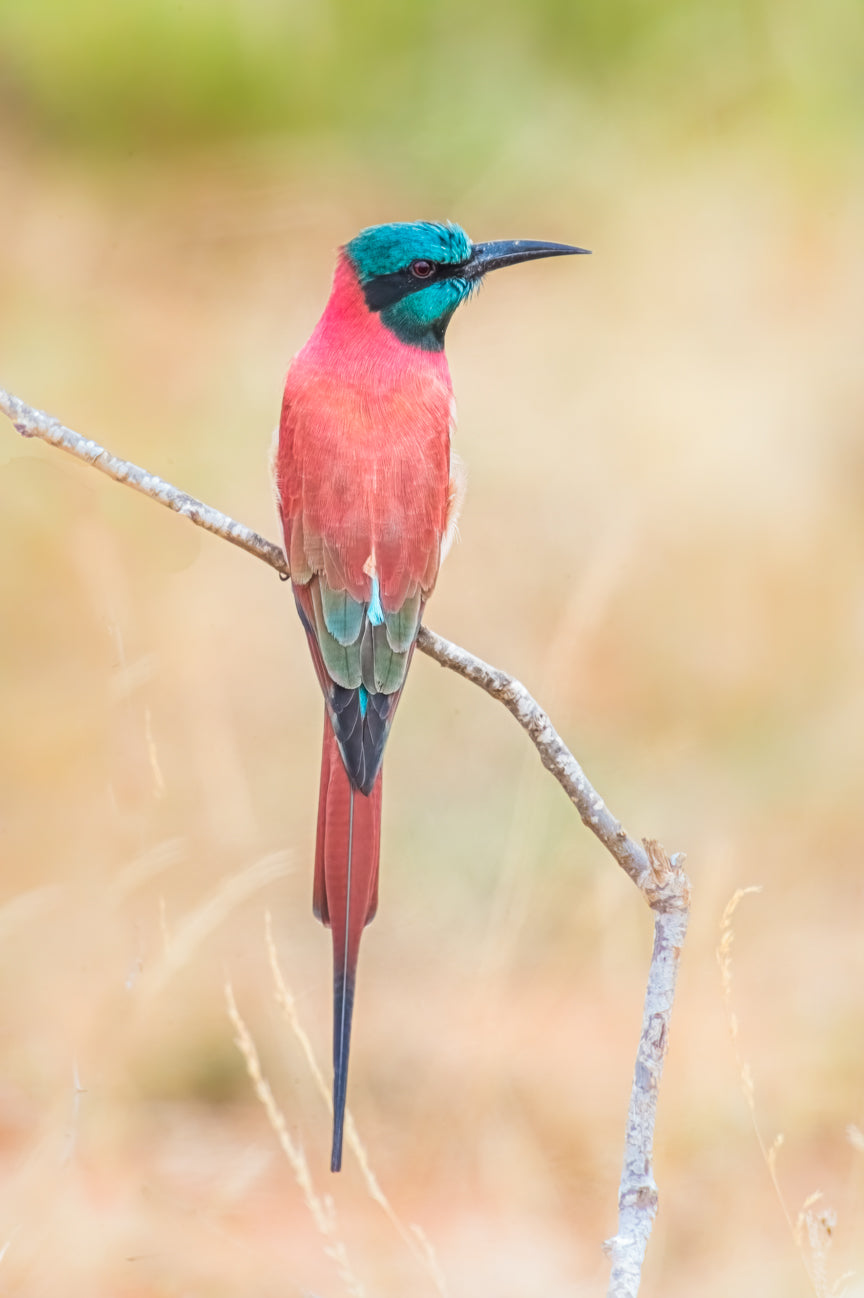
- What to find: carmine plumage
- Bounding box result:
[274,220,587,1170]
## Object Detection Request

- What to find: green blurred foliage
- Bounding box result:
[1,0,862,172]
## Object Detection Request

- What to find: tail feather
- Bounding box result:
[314,716,382,1172]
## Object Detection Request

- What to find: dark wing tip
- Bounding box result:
[330,684,395,795]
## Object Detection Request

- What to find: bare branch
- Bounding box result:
[604,841,690,1298]
[1,383,690,1296]
[0,386,289,576]
[417,627,668,895]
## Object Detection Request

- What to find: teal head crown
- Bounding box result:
[345,221,475,351]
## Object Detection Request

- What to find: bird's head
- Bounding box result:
[344,220,589,352]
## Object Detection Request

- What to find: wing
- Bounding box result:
[292,577,421,794]
[275,357,453,792]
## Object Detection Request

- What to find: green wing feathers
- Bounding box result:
[383,590,422,653]
[308,576,422,694]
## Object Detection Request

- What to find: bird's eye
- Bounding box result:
[410,259,435,279]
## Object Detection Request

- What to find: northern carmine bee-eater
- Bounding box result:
[274,221,588,1171]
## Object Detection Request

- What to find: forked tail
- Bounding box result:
[314,716,382,1172]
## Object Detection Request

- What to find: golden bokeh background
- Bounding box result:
[1,3,863,1294]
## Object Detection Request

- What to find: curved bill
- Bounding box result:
[462,239,590,281]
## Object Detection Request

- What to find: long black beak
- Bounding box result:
[462,239,590,280]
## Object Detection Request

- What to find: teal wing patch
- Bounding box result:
[310,582,362,688]
[305,576,423,696]
[292,577,426,794]
[320,584,366,646]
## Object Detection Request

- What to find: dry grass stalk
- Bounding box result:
[717,888,848,1298]
[794,1193,852,1298]
[142,851,291,1000]
[225,981,366,1298]
[846,1126,864,1154]
[265,912,449,1298]
[109,837,186,905]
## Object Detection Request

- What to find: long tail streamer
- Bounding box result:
[331,787,355,1171]
[314,717,382,1172]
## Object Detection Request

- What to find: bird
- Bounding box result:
[274,220,588,1171]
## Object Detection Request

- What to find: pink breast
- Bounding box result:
[276,255,454,609]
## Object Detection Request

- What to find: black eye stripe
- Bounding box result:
[361,260,468,312]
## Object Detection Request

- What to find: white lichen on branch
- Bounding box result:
[1,382,690,1298]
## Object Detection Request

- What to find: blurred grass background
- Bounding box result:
[1,1,864,1294]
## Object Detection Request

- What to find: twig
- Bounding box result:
[604,840,689,1298]
[416,628,677,898]
[0,386,289,576]
[1,384,691,1296]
